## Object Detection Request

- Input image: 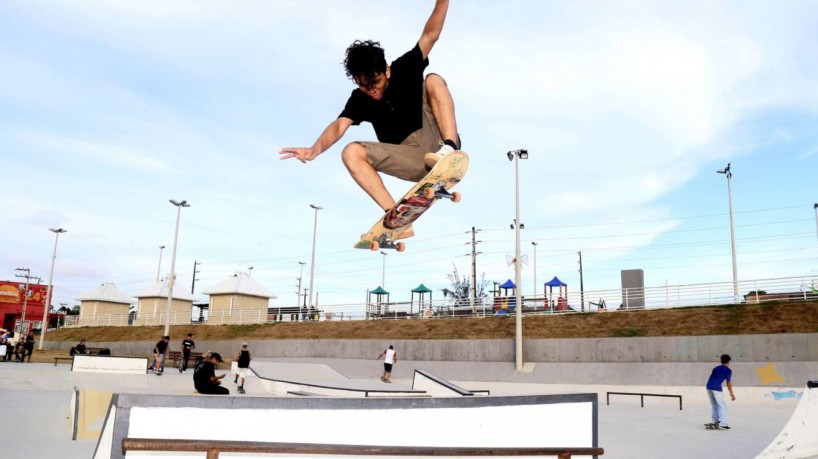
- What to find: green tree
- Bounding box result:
[442,264,492,312]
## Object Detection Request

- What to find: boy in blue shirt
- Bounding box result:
[706,354,736,429]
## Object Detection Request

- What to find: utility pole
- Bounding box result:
[578,251,585,312]
[296,262,306,321]
[190,261,201,294]
[14,268,35,333]
[469,227,482,314]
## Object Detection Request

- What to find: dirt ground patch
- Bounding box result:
[42,301,818,345]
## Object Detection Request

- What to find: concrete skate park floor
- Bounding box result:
[0,359,799,459]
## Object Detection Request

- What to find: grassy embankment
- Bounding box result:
[44,300,818,343]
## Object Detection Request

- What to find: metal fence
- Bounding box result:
[62,275,817,328]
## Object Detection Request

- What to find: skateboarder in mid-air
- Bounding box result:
[280,0,460,239]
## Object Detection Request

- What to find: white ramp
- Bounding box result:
[95,393,600,459]
[72,355,148,375]
[756,381,818,459]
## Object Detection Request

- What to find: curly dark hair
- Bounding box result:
[343,40,387,88]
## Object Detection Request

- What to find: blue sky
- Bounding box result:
[2,0,816,312]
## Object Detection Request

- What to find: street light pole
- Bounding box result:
[508,148,528,372]
[248,266,254,277]
[717,164,739,304]
[164,199,190,336]
[308,204,322,318]
[156,245,166,282]
[380,251,387,288]
[39,228,67,350]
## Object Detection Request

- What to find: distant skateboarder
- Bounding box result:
[233,342,251,394]
[377,345,397,383]
[179,333,195,373]
[705,354,735,430]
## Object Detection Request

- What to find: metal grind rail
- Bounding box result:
[122,438,604,459]
[607,391,683,410]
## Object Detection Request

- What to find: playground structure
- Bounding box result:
[493,276,571,315]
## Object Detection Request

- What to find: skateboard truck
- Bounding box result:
[369,233,406,252]
[423,182,461,202]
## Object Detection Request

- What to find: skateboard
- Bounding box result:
[704,423,729,430]
[354,151,469,251]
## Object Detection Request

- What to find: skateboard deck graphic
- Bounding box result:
[354,151,469,251]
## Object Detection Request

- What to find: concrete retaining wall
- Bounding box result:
[50,332,818,363]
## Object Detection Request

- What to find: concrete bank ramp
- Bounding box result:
[756,380,818,459]
[252,361,424,397]
[251,361,349,381]
[412,369,490,396]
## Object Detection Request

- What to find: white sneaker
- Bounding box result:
[424,143,455,169]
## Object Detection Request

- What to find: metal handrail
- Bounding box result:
[122,438,604,459]
[607,391,683,410]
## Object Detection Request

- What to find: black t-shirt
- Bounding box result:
[193,361,216,390]
[155,340,168,354]
[237,350,251,368]
[182,339,195,353]
[75,343,87,354]
[339,43,429,144]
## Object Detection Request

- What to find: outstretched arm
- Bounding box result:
[280,117,353,163]
[418,0,450,59]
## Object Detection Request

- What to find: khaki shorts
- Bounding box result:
[358,82,443,182]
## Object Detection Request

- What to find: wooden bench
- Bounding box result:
[169,350,203,368]
[54,356,74,366]
[59,346,111,365]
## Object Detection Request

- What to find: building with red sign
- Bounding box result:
[0,280,51,333]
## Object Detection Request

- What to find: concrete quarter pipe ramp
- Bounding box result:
[756,381,818,459]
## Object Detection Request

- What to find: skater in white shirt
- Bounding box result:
[376,345,397,383]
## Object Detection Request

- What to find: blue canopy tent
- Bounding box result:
[495,279,517,313]
[544,277,568,311]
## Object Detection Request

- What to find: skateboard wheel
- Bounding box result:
[396,242,406,252]
[451,191,462,203]
[369,241,379,251]
[423,187,435,200]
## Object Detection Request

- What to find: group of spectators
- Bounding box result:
[0,330,35,363]
[149,333,251,396]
